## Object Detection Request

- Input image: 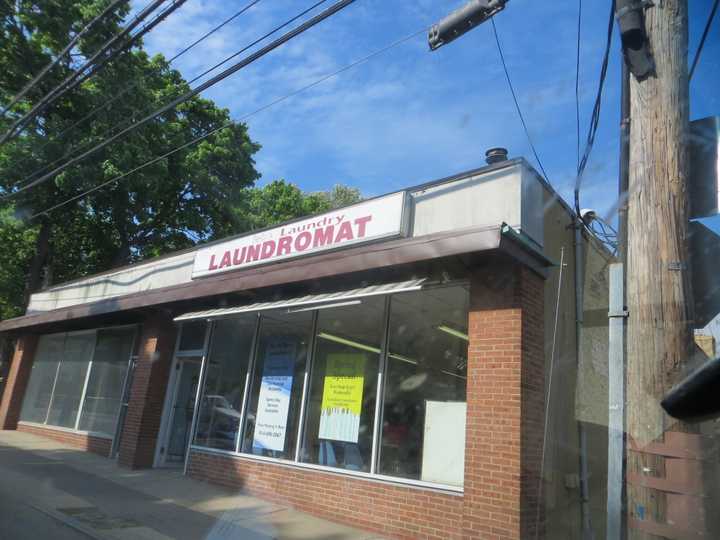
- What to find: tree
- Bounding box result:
[0,1,363,323]
[236,180,362,231]
[0,0,261,304]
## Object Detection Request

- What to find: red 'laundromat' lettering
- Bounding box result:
[295,231,312,252]
[354,215,372,237]
[206,213,378,271]
[334,221,354,243]
[246,243,261,262]
[277,236,292,255]
[313,225,334,247]
[260,240,276,260]
[219,250,232,269]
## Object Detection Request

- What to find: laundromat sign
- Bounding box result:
[192,191,408,278]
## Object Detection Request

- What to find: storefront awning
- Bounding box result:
[173,278,427,322]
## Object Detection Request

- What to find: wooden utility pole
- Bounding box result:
[625,1,701,538]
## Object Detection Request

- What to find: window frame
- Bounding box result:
[189,282,469,493]
[18,324,138,444]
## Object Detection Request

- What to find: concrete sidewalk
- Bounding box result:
[0,431,384,540]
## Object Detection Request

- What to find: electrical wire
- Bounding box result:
[574,0,614,214]
[575,0,582,171]
[0,0,169,145]
[7,0,325,195]
[27,26,426,219]
[7,0,265,191]
[0,0,127,118]
[689,0,719,81]
[490,17,550,181]
[3,0,350,200]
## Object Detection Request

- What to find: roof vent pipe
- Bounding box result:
[485,147,508,164]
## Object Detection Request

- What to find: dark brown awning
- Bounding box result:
[0,224,552,333]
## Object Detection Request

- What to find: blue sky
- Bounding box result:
[133,0,720,223]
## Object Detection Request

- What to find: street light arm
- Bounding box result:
[428,0,508,50]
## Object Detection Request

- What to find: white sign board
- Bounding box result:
[252,341,295,452]
[192,192,406,278]
[421,401,466,486]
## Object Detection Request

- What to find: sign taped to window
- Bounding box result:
[253,340,295,451]
[319,353,366,443]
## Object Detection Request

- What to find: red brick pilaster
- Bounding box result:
[0,335,39,430]
[464,263,546,539]
[118,312,176,469]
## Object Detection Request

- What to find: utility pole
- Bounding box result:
[623,1,701,538]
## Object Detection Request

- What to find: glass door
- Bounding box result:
[161,358,201,467]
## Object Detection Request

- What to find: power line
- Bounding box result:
[7,0,324,195]
[3,0,352,200]
[0,0,170,145]
[689,0,719,81]
[490,17,550,181]
[7,0,266,191]
[574,0,614,213]
[28,26,426,219]
[0,0,127,118]
[575,0,582,171]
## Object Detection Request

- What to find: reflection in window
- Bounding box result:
[178,320,207,351]
[241,311,313,459]
[379,286,469,486]
[78,327,135,436]
[45,332,95,428]
[194,315,257,451]
[301,297,385,472]
[19,334,65,424]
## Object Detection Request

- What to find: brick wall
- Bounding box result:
[188,260,546,540]
[463,263,545,539]
[0,335,38,430]
[188,450,464,540]
[17,422,112,457]
[118,312,177,469]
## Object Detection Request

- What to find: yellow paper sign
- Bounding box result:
[319,353,365,442]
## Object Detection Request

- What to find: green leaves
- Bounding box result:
[0,0,362,319]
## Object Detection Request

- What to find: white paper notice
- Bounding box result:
[252,341,295,452]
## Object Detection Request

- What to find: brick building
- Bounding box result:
[0,157,612,539]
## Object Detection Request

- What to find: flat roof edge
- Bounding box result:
[1,225,514,333]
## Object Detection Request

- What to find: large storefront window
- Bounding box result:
[191,284,470,489]
[378,286,469,486]
[19,326,136,437]
[241,311,314,459]
[301,296,385,472]
[19,334,65,424]
[194,315,256,451]
[78,327,136,436]
[45,331,95,428]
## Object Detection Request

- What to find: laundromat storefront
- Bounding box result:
[0,159,608,540]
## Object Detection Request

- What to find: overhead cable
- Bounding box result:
[4,0,353,200]
[0,0,169,145]
[490,17,550,181]
[689,0,719,81]
[28,26,426,219]
[575,0,582,171]
[0,0,127,118]
[574,0,614,214]
[8,0,265,190]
